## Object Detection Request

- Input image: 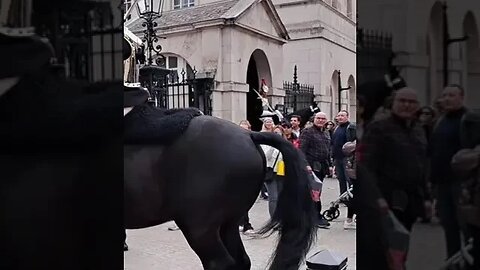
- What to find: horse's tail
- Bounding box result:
[250,132,316,270]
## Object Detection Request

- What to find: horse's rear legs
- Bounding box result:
[219,221,251,270]
[180,223,235,270]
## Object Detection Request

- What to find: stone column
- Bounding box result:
[211,81,249,124]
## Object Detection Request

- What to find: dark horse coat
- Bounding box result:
[124,108,317,270]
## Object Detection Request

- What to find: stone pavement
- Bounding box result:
[124,177,356,270]
[124,177,450,270]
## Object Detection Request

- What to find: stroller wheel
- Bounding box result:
[333,208,340,219]
[322,210,334,221]
[322,209,339,221]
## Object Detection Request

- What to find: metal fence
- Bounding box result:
[142,67,214,115]
[283,65,315,114]
[357,28,394,85]
[35,1,123,82]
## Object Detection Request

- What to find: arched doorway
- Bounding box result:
[330,70,339,118]
[246,49,272,131]
[463,12,480,111]
[426,1,444,102]
[348,75,356,122]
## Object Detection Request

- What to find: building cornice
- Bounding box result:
[289,35,356,53]
[275,0,356,26]
[232,22,288,44]
[132,18,287,45]
[285,20,356,43]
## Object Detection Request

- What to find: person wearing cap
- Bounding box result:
[260,117,275,132]
[281,122,300,149]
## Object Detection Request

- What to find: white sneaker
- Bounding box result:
[343,220,356,230]
[239,226,244,232]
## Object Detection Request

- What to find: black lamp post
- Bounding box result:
[136,0,164,65]
[135,0,172,107]
[337,70,351,112]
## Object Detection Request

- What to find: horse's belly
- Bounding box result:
[124,145,168,228]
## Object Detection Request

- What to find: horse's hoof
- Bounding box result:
[124,242,129,251]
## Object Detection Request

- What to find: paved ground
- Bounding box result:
[124,177,356,270]
[124,177,450,270]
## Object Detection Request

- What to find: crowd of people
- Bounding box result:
[357,84,479,269]
[237,108,358,234]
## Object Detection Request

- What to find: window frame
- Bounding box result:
[173,0,194,10]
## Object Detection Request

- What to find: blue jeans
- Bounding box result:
[334,158,351,196]
[265,176,284,218]
[436,181,464,258]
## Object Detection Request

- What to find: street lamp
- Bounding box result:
[136,0,164,65]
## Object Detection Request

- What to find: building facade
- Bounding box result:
[275,0,357,120]
[358,0,480,111]
[126,0,357,125]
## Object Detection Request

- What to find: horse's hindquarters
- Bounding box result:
[124,145,169,229]
[164,116,265,223]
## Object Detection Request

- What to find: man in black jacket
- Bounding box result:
[430,84,469,258]
[331,110,356,197]
[361,87,428,268]
[299,112,332,229]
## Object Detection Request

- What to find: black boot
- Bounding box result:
[124,242,128,251]
[316,201,330,229]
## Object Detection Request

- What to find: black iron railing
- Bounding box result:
[283,65,314,114]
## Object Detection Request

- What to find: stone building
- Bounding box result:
[275,0,357,120]
[126,0,357,126]
[359,0,480,111]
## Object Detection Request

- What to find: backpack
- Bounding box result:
[343,141,357,179]
[346,123,357,142]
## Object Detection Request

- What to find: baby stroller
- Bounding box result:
[322,184,354,221]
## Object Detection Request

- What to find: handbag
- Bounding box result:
[276,160,285,176]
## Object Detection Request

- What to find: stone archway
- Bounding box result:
[246,49,272,131]
[426,1,444,103]
[348,75,356,122]
[463,12,480,111]
[330,70,339,119]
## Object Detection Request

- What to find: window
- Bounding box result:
[168,56,178,68]
[173,0,194,10]
[156,57,166,68]
[155,55,180,79]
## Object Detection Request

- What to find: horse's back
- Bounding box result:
[124,116,265,228]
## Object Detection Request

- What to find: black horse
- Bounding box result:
[357,63,407,124]
[285,101,321,128]
[124,106,317,270]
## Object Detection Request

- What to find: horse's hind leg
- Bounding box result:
[180,223,235,270]
[219,221,251,270]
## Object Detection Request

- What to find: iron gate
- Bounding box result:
[140,67,214,115]
[34,1,123,82]
[283,65,315,114]
[357,28,394,85]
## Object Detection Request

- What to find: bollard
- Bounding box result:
[306,249,348,270]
